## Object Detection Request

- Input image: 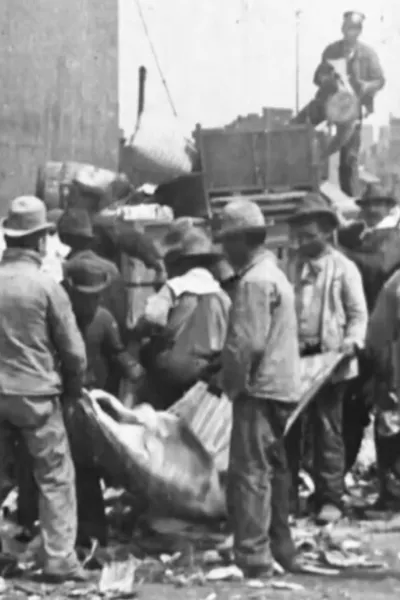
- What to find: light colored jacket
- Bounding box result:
[292,247,368,381]
[222,249,301,403]
[0,249,87,397]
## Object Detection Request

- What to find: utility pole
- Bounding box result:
[295,9,302,114]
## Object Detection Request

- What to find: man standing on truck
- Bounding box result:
[294,11,385,197]
[0,196,87,581]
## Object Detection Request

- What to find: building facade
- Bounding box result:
[0,0,118,214]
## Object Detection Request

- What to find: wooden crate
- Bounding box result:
[197,124,329,201]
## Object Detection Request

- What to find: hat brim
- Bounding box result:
[214,225,267,241]
[66,272,111,294]
[68,280,110,294]
[164,249,221,262]
[356,196,397,207]
[288,209,339,228]
[1,220,54,238]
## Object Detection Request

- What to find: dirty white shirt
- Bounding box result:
[41,234,71,283]
[144,268,223,327]
[297,255,328,347]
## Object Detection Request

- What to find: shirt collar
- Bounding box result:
[238,248,277,279]
[300,248,332,281]
[167,267,222,297]
[1,248,42,267]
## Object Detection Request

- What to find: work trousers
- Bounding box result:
[227,395,296,570]
[293,96,362,197]
[311,382,347,508]
[0,395,79,571]
[17,401,108,547]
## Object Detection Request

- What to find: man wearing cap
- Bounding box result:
[295,11,385,197]
[217,198,301,577]
[0,196,87,581]
[288,192,368,524]
[133,220,231,410]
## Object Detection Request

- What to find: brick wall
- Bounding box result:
[0,0,118,214]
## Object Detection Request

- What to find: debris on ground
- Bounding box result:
[98,556,139,597]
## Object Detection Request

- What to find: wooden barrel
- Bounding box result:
[36,161,130,211]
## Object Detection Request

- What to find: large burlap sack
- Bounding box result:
[77,391,226,520]
[125,112,197,185]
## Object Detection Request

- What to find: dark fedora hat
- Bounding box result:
[64,254,110,294]
[58,208,94,239]
[356,183,398,207]
[288,192,339,229]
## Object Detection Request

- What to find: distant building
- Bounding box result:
[0,0,118,214]
[226,107,293,131]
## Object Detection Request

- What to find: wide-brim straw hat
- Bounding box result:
[64,254,111,294]
[2,196,53,238]
[161,221,221,262]
[288,192,340,229]
[356,183,398,208]
[214,198,266,240]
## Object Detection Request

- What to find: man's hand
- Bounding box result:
[341,340,357,357]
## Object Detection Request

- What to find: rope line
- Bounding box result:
[133,0,179,118]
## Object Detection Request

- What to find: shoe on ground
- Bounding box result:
[316,504,342,525]
[274,553,306,574]
[243,564,274,580]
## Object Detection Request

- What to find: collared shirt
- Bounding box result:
[0,249,87,397]
[144,268,224,327]
[222,249,301,403]
[297,253,329,347]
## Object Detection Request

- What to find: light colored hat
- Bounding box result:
[2,196,53,238]
[214,198,266,240]
[161,224,221,262]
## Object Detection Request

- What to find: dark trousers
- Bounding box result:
[293,96,361,197]
[227,395,296,570]
[375,424,400,505]
[17,459,107,547]
[311,382,347,508]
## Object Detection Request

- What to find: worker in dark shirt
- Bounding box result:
[294,11,385,196]
[63,251,141,391]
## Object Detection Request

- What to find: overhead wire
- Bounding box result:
[133,0,179,118]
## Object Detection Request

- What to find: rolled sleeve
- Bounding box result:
[47,281,87,394]
[221,280,271,400]
[341,260,368,349]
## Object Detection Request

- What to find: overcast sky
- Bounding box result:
[119,0,400,136]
